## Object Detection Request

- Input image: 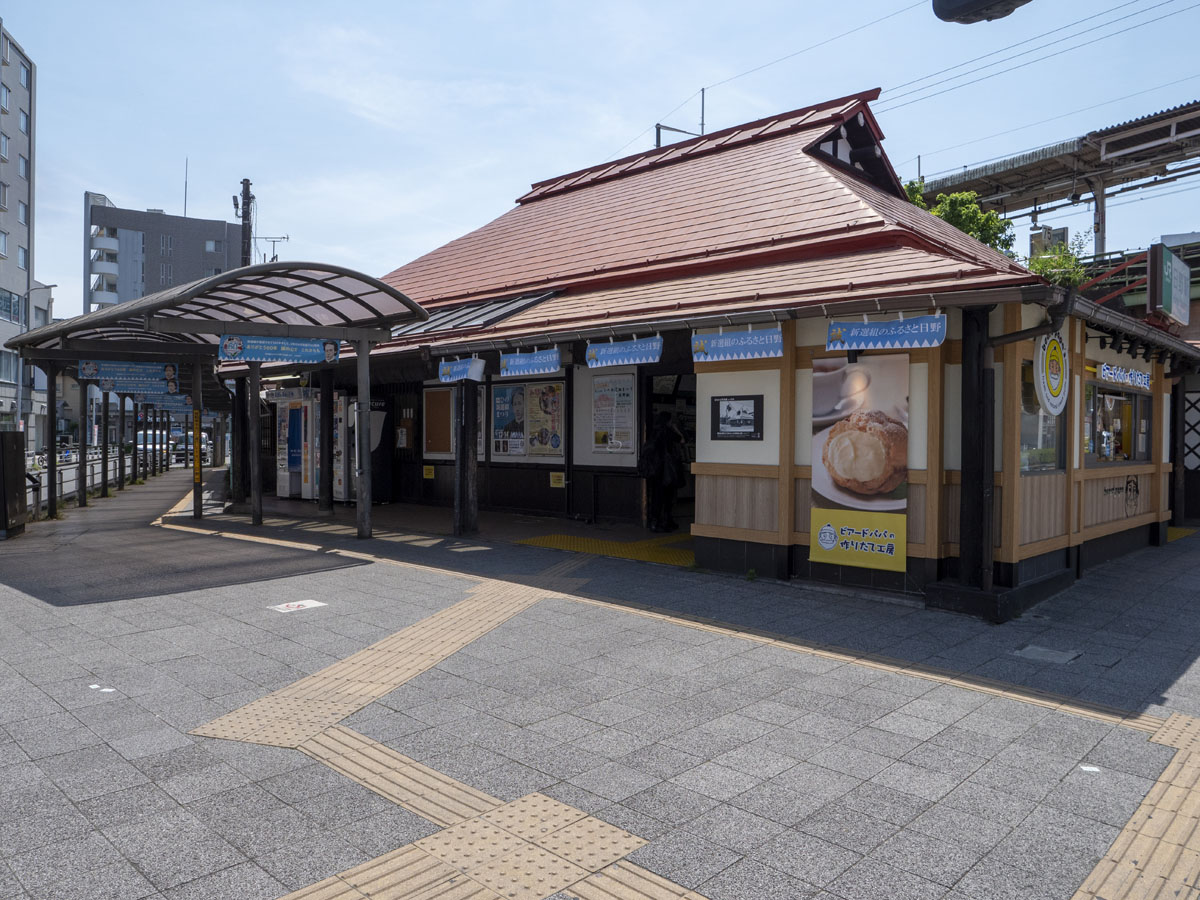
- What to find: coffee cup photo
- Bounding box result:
[813,362,871,416]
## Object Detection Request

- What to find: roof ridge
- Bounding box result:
[516,88,882,205]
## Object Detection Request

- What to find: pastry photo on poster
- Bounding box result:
[526,383,564,457]
[492,385,525,456]
[809,354,909,573]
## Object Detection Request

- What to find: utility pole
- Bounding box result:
[240,179,252,268]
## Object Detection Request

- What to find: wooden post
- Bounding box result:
[453,380,479,536]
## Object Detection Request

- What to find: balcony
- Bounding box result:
[91,235,119,253]
[90,259,119,277]
[91,289,118,305]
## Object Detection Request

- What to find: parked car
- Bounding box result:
[171,432,211,466]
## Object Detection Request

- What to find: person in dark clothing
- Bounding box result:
[643,411,686,532]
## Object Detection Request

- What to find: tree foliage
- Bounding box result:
[1025,232,1090,288]
[904,179,1015,254]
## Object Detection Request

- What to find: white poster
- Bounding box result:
[593,374,635,453]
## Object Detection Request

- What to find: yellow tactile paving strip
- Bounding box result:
[300,726,502,827]
[516,533,695,568]
[1072,749,1200,899]
[276,792,654,900]
[1169,527,1198,543]
[162,493,1200,900]
[190,579,545,747]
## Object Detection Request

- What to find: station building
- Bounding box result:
[252,89,1197,621]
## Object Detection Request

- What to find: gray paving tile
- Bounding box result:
[161,862,285,900]
[871,828,985,887]
[626,830,739,890]
[825,857,947,900]
[684,803,788,854]
[751,829,860,887]
[794,802,900,854]
[696,857,819,900]
[102,807,245,890]
[621,781,722,827]
[255,832,369,892]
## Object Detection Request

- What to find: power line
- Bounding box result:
[604,0,922,161]
[885,0,1158,95]
[876,1,1200,113]
[706,1,924,91]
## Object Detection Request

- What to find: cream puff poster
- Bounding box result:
[809,354,909,573]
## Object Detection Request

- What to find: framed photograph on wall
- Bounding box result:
[711,395,763,441]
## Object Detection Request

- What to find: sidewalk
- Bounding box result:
[1,476,1199,898]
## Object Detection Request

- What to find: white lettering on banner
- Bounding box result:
[1099,364,1152,390]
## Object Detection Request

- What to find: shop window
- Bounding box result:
[1084,382,1153,464]
[1019,361,1064,472]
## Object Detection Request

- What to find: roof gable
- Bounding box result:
[381,91,1034,310]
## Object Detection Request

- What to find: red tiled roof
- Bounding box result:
[378,89,1041,342]
[374,245,1030,358]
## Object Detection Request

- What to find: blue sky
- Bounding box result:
[14,0,1200,317]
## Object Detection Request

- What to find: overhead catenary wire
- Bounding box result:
[885,0,1164,96]
[896,72,1200,173]
[876,1,1200,113]
[604,0,922,160]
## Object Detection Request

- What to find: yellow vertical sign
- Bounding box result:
[808,508,907,572]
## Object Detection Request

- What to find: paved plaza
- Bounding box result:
[2,471,1200,899]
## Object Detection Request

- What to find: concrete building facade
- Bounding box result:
[83,193,242,313]
[0,20,49,450]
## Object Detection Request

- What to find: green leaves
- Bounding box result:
[904,179,1015,254]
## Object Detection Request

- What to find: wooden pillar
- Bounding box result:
[151,408,159,476]
[1174,374,1187,526]
[319,368,334,514]
[960,306,995,590]
[249,363,263,526]
[355,340,373,539]
[453,380,479,536]
[78,380,89,506]
[778,320,797,546]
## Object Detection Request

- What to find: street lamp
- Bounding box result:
[17,283,56,449]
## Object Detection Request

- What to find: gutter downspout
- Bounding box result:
[988,289,1073,348]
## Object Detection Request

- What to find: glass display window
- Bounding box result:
[1084,382,1152,465]
[1019,361,1065,472]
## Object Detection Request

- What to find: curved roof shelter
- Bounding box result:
[6,261,427,362]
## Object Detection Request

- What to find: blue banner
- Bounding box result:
[499,348,561,377]
[585,337,663,368]
[826,315,946,351]
[438,358,487,383]
[692,327,783,362]
[81,360,180,393]
[219,335,341,364]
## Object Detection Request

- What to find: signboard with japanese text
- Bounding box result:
[825,315,946,351]
[1033,330,1069,417]
[438,358,487,382]
[691,327,783,362]
[525,383,564,457]
[1150,243,1191,327]
[219,335,341,364]
[81,360,180,394]
[808,354,909,573]
[499,349,561,377]
[492,385,526,456]
[585,337,663,368]
[592,374,636,453]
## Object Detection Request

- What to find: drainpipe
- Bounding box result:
[988,289,1074,348]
